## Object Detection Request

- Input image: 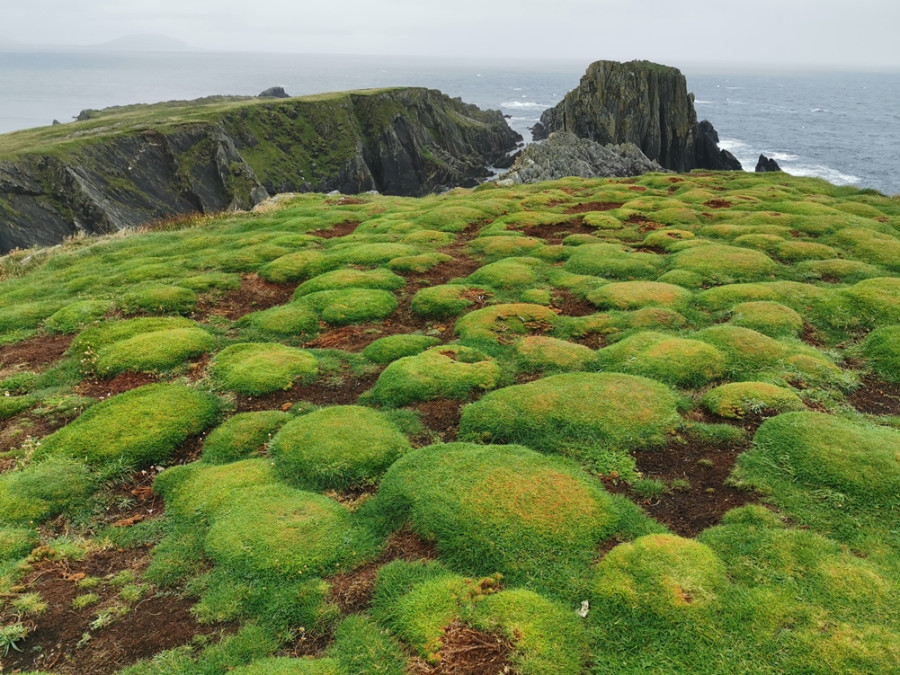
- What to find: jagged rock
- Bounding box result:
[540,59,741,172]
[498,131,667,184]
[694,120,742,171]
[0,88,521,253]
[259,86,290,99]
[530,122,550,141]
[756,154,782,172]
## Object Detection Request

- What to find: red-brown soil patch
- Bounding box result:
[0,333,72,371]
[305,323,384,351]
[0,414,66,455]
[195,273,294,321]
[1,549,225,675]
[519,217,597,243]
[551,289,596,317]
[605,423,758,537]
[327,526,438,615]
[848,375,900,416]
[703,199,732,209]
[75,371,159,399]
[799,323,827,349]
[308,220,361,239]
[627,185,647,192]
[234,371,382,412]
[409,398,465,443]
[623,214,665,232]
[564,201,624,214]
[408,621,514,675]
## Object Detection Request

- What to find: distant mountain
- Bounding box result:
[96,34,193,52]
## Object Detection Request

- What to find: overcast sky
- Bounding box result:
[2,0,898,69]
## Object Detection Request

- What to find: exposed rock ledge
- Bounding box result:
[497,131,666,185]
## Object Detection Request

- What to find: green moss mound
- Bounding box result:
[454,303,558,343]
[467,257,541,289]
[210,343,318,395]
[95,326,216,376]
[776,240,839,262]
[592,534,729,617]
[0,394,36,419]
[228,657,341,675]
[842,277,900,327]
[330,614,408,675]
[861,325,900,383]
[70,316,198,364]
[515,336,596,372]
[362,334,441,364]
[295,288,398,325]
[205,483,375,578]
[239,303,320,338]
[373,442,618,596]
[258,250,339,283]
[459,372,679,462]
[596,331,726,387]
[729,301,804,338]
[44,299,113,333]
[703,382,805,419]
[743,412,900,505]
[35,383,220,471]
[293,267,405,298]
[694,325,789,377]
[410,284,488,318]
[120,283,197,315]
[201,411,291,464]
[587,281,692,310]
[672,244,777,283]
[368,346,500,407]
[0,457,96,525]
[271,405,410,491]
[0,525,39,561]
[564,244,663,279]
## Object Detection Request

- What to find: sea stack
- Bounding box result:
[756,154,782,172]
[539,59,742,172]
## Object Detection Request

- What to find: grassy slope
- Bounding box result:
[0,170,898,673]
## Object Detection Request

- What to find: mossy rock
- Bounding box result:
[271,405,410,491]
[373,442,619,596]
[467,257,542,289]
[596,331,726,387]
[703,382,805,419]
[694,325,790,377]
[842,277,900,327]
[201,411,292,464]
[729,301,804,338]
[227,657,341,675]
[210,343,318,395]
[0,525,39,561]
[119,284,198,315]
[156,458,277,523]
[368,346,500,407]
[293,268,405,298]
[296,288,398,326]
[362,334,441,364]
[455,303,558,343]
[34,383,221,471]
[671,244,777,284]
[776,240,839,262]
[459,372,679,461]
[0,457,96,525]
[258,250,339,283]
[564,244,663,279]
[743,412,900,505]
[204,483,375,578]
[515,336,596,372]
[591,534,729,618]
[95,326,216,376]
[410,284,488,318]
[587,281,692,310]
[44,299,113,333]
[238,303,320,338]
[861,325,900,383]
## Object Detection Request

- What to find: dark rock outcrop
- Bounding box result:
[755,154,782,172]
[539,60,742,172]
[259,86,290,99]
[498,131,666,184]
[0,88,521,253]
[693,120,742,171]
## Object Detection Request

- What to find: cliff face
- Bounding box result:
[539,60,740,173]
[0,88,520,253]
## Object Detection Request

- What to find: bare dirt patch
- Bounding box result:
[308,220,360,239]
[196,273,294,321]
[234,371,382,412]
[848,375,900,416]
[409,398,465,443]
[703,199,732,209]
[550,289,595,317]
[564,201,624,214]
[624,214,665,232]
[519,217,597,243]
[0,334,72,370]
[408,621,515,675]
[75,371,158,399]
[1,549,224,675]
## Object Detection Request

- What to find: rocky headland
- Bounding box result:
[538,60,742,172]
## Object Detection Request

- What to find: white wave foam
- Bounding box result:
[718,138,752,153]
[785,164,860,186]
[694,99,713,105]
[501,101,547,109]
[767,151,799,161]
[809,107,828,113]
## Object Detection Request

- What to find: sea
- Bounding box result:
[0,51,898,196]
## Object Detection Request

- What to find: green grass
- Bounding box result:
[201,411,291,464]
[210,342,318,395]
[596,331,726,388]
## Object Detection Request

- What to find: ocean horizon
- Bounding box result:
[1,50,898,196]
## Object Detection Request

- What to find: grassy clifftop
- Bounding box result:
[0,171,899,673]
